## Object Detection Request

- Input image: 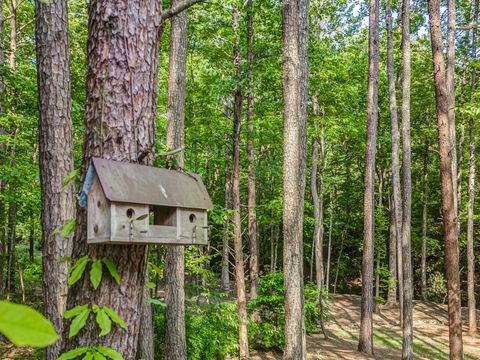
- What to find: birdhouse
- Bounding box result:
[83,158,212,245]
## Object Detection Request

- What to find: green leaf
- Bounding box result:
[95,347,123,360]
[95,308,112,336]
[83,353,94,360]
[90,259,103,289]
[61,219,77,238]
[92,304,100,313]
[148,262,163,276]
[64,304,89,319]
[145,281,155,289]
[0,301,58,347]
[93,352,107,360]
[68,256,90,287]
[68,307,91,338]
[102,258,120,284]
[58,347,90,360]
[147,298,166,307]
[103,306,126,329]
[62,168,80,188]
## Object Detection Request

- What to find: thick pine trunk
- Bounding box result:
[164,2,189,358]
[385,0,402,308]
[232,8,249,359]
[62,1,163,357]
[246,3,259,300]
[358,0,379,354]
[282,1,309,358]
[401,0,413,357]
[35,0,75,357]
[421,141,429,301]
[466,0,478,335]
[427,1,464,358]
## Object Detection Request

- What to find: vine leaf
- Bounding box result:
[93,352,107,360]
[68,307,91,338]
[95,308,112,337]
[103,306,126,329]
[61,219,77,238]
[90,259,103,290]
[102,258,120,284]
[64,304,89,319]
[57,347,90,360]
[62,168,80,188]
[83,353,94,360]
[68,256,90,287]
[95,346,123,360]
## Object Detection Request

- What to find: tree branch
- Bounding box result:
[162,0,204,20]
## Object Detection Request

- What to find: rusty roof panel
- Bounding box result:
[92,158,213,210]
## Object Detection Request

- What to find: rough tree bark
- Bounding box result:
[447,0,459,236]
[232,8,249,359]
[421,140,429,301]
[35,0,75,357]
[385,0,403,311]
[387,193,397,304]
[466,0,478,335]
[311,95,327,339]
[62,0,175,357]
[246,1,259,300]
[164,1,189,358]
[282,0,309,358]
[358,0,379,354]
[401,0,413,357]
[427,1,464,358]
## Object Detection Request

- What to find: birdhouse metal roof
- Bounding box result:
[91,157,213,210]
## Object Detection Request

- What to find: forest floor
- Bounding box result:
[252,294,480,360]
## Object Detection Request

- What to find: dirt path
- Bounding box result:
[253,294,480,360]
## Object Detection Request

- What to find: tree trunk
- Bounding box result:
[325,187,334,293]
[466,0,478,335]
[221,148,231,293]
[387,193,397,304]
[62,0,163,357]
[35,0,75,356]
[282,1,309,358]
[358,0,379,354]
[164,2,189,358]
[401,0,413,357]
[447,0,459,236]
[8,0,16,71]
[427,1,464,358]
[385,0,402,309]
[421,141,429,301]
[246,2,258,300]
[232,8,249,359]
[29,209,34,261]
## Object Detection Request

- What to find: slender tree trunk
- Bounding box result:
[311,96,327,339]
[447,0,459,236]
[29,210,34,261]
[232,8,249,359]
[221,151,231,293]
[401,0,413,357]
[164,2,189,358]
[386,0,402,310]
[387,193,397,304]
[421,141,429,301]
[246,2,258,300]
[427,1,464,358]
[8,0,16,71]
[35,0,75,356]
[6,202,17,299]
[62,0,164,356]
[282,1,309,358]
[325,187,334,293]
[358,0,379,353]
[466,0,478,335]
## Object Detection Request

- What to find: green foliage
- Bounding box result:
[90,259,103,290]
[102,258,121,284]
[68,255,90,287]
[58,346,123,360]
[248,272,323,350]
[65,305,91,338]
[64,304,126,338]
[0,301,58,347]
